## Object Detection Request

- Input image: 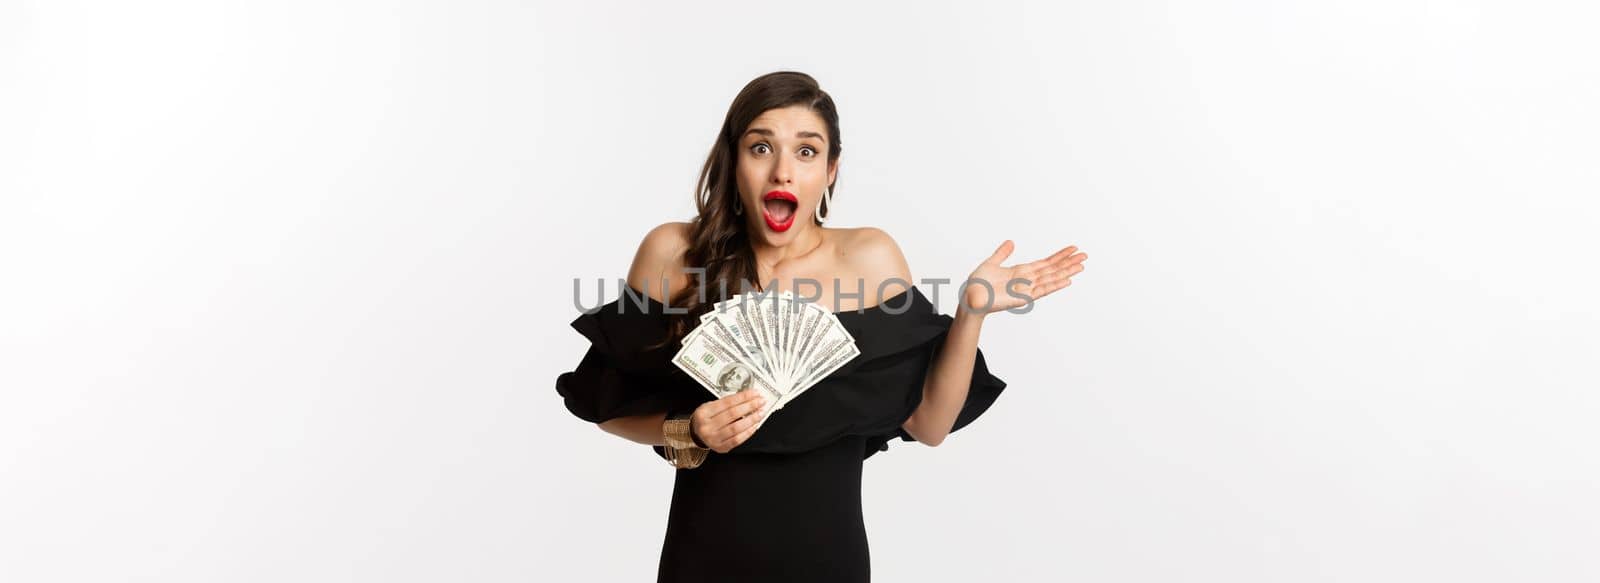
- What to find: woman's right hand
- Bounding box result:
[690,389,768,453]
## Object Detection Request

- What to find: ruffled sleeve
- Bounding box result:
[732,287,1009,459]
[554,291,709,425]
[860,340,1008,458]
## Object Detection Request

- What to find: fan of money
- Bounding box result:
[672,290,861,422]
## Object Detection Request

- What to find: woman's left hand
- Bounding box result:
[961,240,1087,315]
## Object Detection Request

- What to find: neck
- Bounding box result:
[749,224,825,279]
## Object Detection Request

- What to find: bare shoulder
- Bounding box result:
[627,221,692,302]
[835,226,913,301]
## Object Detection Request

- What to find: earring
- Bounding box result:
[815,187,833,223]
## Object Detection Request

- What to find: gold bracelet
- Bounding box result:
[663,415,708,469]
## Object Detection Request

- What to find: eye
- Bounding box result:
[799,146,817,158]
[750,143,771,155]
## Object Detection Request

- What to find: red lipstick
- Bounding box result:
[761,190,798,233]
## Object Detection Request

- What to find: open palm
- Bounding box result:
[961,240,1087,315]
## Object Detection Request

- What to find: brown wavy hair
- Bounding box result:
[648,71,843,349]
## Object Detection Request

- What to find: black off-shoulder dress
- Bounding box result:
[555,285,1007,582]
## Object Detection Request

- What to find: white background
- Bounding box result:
[3,1,1597,581]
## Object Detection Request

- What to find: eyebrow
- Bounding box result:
[743,128,827,144]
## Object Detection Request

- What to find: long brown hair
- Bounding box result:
[649,71,844,349]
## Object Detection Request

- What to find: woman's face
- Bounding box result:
[736,105,838,246]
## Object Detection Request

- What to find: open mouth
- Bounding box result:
[762,191,798,232]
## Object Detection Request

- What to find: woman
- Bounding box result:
[556,71,1087,582]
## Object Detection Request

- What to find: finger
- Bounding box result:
[1021,273,1056,297]
[1017,246,1076,275]
[722,387,762,404]
[985,240,1015,266]
[1035,264,1083,290]
[1047,262,1085,280]
[724,413,765,450]
[1042,245,1078,266]
[726,408,763,436]
[1064,251,1087,267]
[1034,276,1074,299]
[1014,270,1054,297]
[1021,245,1072,270]
[710,409,762,451]
[710,391,768,425]
[706,388,761,417]
[710,394,764,426]
[1044,248,1085,272]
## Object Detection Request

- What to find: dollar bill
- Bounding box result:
[673,289,862,421]
[782,335,857,408]
[676,327,783,405]
[700,308,777,384]
[701,313,782,395]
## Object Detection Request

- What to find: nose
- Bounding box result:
[769,154,793,185]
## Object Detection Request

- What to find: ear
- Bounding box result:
[827,158,839,188]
